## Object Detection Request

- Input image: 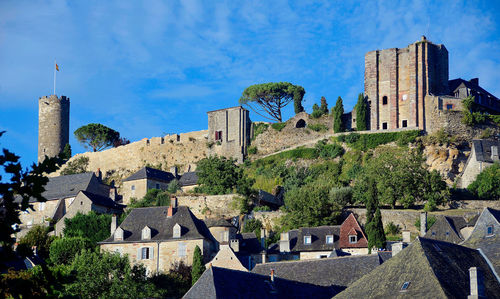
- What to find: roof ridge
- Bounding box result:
[417,238,455,298]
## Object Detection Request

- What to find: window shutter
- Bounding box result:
[137,248,142,260]
[150,247,154,260]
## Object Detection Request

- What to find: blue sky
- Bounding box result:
[1,0,499,168]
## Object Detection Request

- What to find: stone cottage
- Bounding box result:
[121,167,177,205]
[424,214,478,244]
[460,139,499,188]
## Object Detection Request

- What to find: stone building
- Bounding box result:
[121,167,177,205]
[207,106,251,163]
[38,94,69,163]
[460,139,500,188]
[424,214,478,244]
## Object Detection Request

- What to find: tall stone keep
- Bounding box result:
[365,36,449,131]
[38,95,70,163]
[207,106,251,163]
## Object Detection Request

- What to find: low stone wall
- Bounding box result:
[454,200,500,210]
[177,194,240,219]
[252,211,284,230]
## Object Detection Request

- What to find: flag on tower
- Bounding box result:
[55,63,60,71]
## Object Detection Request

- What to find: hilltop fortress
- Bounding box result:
[39,37,499,182]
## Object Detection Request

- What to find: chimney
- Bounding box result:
[402,230,411,243]
[262,251,266,264]
[421,35,427,41]
[279,232,290,252]
[170,166,178,178]
[392,242,404,257]
[468,267,485,299]
[470,78,479,86]
[95,168,102,181]
[230,239,239,252]
[111,214,118,235]
[167,196,177,217]
[260,228,266,249]
[491,146,499,162]
[270,269,275,282]
[420,212,427,236]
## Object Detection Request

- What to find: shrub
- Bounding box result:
[17,225,54,259]
[49,236,94,265]
[316,142,344,159]
[468,162,500,200]
[385,222,400,235]
[248,146,257,155]
[489,114,500,125]
[345,133,361,144]
[243,219,263,239]
[206,141,214,149]
[60,156,89,175]
[63,211,113,245]
[271,122,287,131]
[341,130,420,151]
[253,205,271,212]
[167,179,181,193]
[307,123,328,132]
[415,216,436,230]
[191,246,205,286]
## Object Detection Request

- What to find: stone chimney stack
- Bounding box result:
[468,267,485,299]
[491,146,499,162]
[392,242,404,257]
[168,196,178,217]
[270,269,275,282]
[230,239,239,252]
[111,214,118,235]
[279,232,290,252]
[470,78,479,86]
[260,228,266,249]
[420,212,427,236]
[170,166,178,178]
[402,230,411,243]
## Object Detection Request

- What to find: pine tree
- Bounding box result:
[61,143,72,160]
[355,93,368,131]
[333,96,344,133]
[364,179,385,253]
[191,245,206,285]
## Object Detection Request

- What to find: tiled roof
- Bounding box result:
[178,172,198,186]
[238,232,264,255]
[336,238,500,298]
[252,253,388,290]
[448,78,499,101]
[425,214,478,244]
[292,226,340,252]
[204,218,235,228]
[80,191,125,210]
[123,167,175,183]
[472,139,500,163]
[184,266,336,299]
[99,206,211,243]
[20,172,95,202]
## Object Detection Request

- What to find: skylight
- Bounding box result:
[401,281,410,291]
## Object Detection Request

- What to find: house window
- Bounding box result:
[382,96,388,105]
[402,120,407,128]
[39,202,45,211]
[131,185,135,191]
[431,232,436,236]
[304,235,311,245]
[401,281,410,291]
[326,235,334,244]
[215,131,223,141]
[319,255,328,259]
[141,247,150,260]
[446,104,453,110]
[178,242,187,257]
[382,122,388,130]
[349,235,357,244]
[487,225,494,236]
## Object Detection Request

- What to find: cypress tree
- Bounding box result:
[191,245,206,285]
[320,96,328,115]
[355,93,368,131]
[365,178,385,253]
[333,96,344,133]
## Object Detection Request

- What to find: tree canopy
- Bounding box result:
[74,123,120,152]
[468,162,500,200]
[355,93,368,131]
[63,211,114,245]
[191,246,205,286]
[239,82,305,122]
[332,96,345,133]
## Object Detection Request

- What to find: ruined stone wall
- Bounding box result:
[176,194,240,219]
[38,95,69,162]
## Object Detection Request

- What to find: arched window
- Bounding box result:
[382,96,388,105]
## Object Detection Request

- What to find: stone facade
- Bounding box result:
[38,95,69,163]
[207,106,251,163]
[207,244,248,271]
[122,178,171,205]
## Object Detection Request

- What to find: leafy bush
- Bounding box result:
[243,219,263,239]
[421,128,455,145]
[191,245,205,285]
[340,130,420,151]
[310,104,324,119]
[271,122,287,131]
[307,123,328,132]
[316,141,344,159]
[252,123,269,140]
[60,156,89,175]
[17,225,54,259]
[385,222,400,235]
[489,114,500,125]
[253,205,271,212]
[167,179,180,193]
[129,188,171,208]
[63,211,114,245]
[248,146,257,155]
[49,236,94,265]
[468,162,500,200]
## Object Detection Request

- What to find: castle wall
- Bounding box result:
[38,95,69,162]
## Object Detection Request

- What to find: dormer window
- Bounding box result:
[349,235,357,244]
[326,235,334,244]
[487,225,494,236]
[304,235,311,245]
[131,185,135,191]
[114,227,124,241]
[142,226,151,240]
[173,223,181,238]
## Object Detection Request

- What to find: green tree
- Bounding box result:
[74,123,120,152]
[61,143,72,160]
[355,93,368,131]
[191,246,205,286]
[311,103,323,119]
[0,269,48,298]
[17,225,54,259]
[243,219,263,239]
[468,162,500,200]
[320,96,329,114]
[63,211,113,245]
[167,179,181,194]
[333,96,345,133]
[366,207,386,252]
[49,236,93,265]
[239,82,305,122]
[128,188,171,208]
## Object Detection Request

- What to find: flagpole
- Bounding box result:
[54,59,56,95]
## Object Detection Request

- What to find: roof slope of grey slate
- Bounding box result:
[290,226,341,252]
[178,171,198,186]
[204,218,235,228]
[25,172,95,202]
[252,253,388,289]
[448,78,499,102]
[123,167,175,183]
[424,214,478,244]
[238,232,264,255]
[183,266,336,299]
[80,191,125,210]
[99,206,211,243]
[336,238,500,299]
[472,139,500,163]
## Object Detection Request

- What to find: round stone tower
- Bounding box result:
[38,95,70,163]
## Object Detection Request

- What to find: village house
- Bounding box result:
[121,166,177,205]
[460,139,500,188]
[178,171,199,192]
[16,171,121,238]
[98,197,215,275]
[424,214,478,244]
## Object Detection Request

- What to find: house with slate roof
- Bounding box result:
[462,207,500,275]
[273,213,368,260]
[122,167,177,205]
[178,171,199,192]
[16,171,120,238]
[424,214,478,244]
[460,139,500,188]
[184,266,335,299]
[448,78,500,113]
[99,197,215,274]
[335,238,500,298]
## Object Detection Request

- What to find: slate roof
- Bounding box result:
[123,167,175,183]
[99,206,212,243]
[252,253,388,290]
[80,191,125,210]
[237,232,264,255]
[291,226,340,252]
[258,190,283,207]
[471,139,500,163]
[183,266,336,299]
[336,238,500,299]
[178,171,198,186]
[204,218,235,228]
[449,78,499,101]
[424,214,478,244]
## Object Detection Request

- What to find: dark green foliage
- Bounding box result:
[355,93,368,131]
[60,156,89,175]
[385,222,400,235]
[489,114,500,125]
[315,141,344,159]
[243,219,263,239]
[195,156,255,197]
[320,96,329,114]
[167,179,180,194]
[235,196,252,215]
[252,123,269,141]
[0,268,48,298]
[63,211,113,245]
[149,262,192,298]
[329,187,353,206]
[333,96,345,133]
[191,246,205,286]
[248,146,257,155]
[17,225,54,259]
[339,130,420,151]
[61,143,72,160]
[239,82,305,122]
[415,216,436,230]
[311,103,323,119]
[49,236,93,264]
[366,208,386,252]
[253,205,272,212]
[271,122,287,131]
[129,188,171,208]
[74,123,120,152]
[468,162,500,200]
[308,123,328,132]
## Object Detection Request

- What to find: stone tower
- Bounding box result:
[38,95,70,163]
[365,36,449,131]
